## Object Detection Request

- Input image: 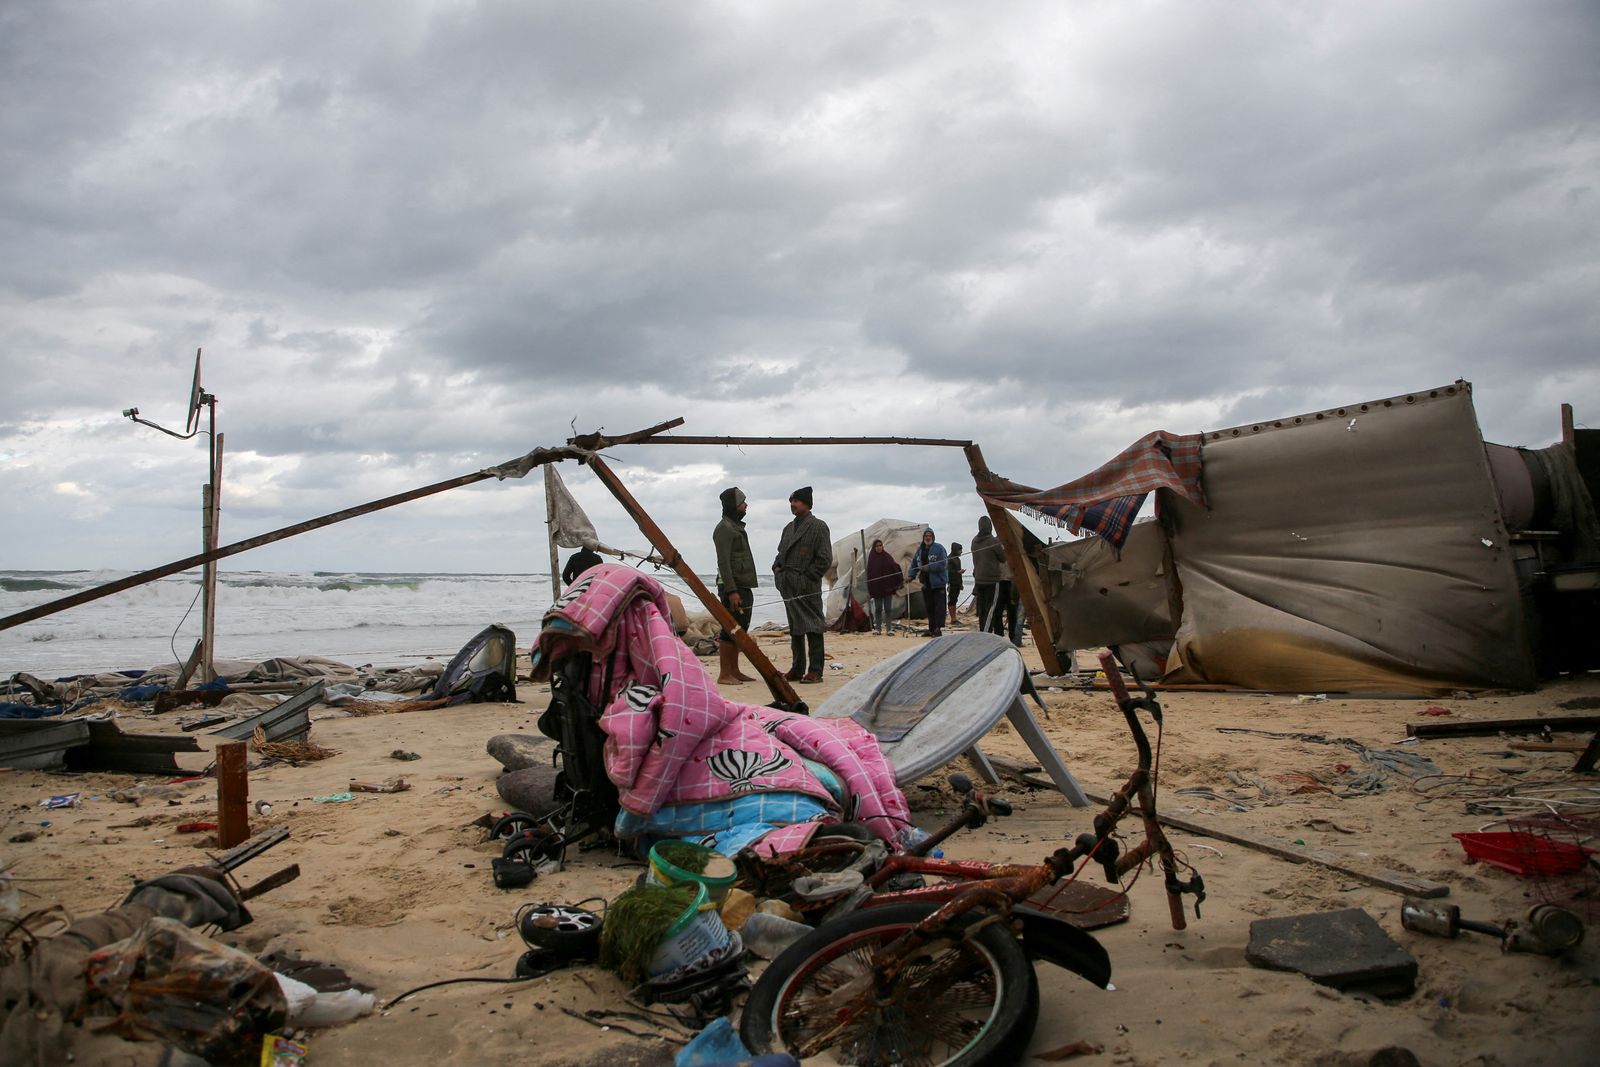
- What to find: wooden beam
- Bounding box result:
[1081,790,1450,898]
[1561,403,1575,447]
[216,741,250,849]
[580,453,804,711]
[1406,715,1600,739]
[963,444,1064,675]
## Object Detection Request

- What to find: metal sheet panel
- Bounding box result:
[1163,382,1534,693]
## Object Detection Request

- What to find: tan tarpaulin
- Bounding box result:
[1041,520,1173,651]
[1162,383,1534,693]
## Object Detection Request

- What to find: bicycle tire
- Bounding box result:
[741,901,1039,1067]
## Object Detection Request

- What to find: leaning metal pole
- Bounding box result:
[579,452,804,712]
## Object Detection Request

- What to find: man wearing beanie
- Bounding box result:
[713,486,758,685]
[772,485,832,683]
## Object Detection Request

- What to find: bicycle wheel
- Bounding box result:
[741,901,1039,1067]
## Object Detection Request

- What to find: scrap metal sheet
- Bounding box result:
[1163,383,1534,693]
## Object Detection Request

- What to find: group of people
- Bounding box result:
[862,514,1023,644]
[713,484,832,685]
[563,491,1025,690]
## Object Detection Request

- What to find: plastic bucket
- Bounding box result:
[646,883,733,977]
[646,841,738,902]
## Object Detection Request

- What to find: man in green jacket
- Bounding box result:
[773,486,832,682]
[713,486,758,685]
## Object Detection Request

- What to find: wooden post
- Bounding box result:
[544,465,563,600]
[580,453,803,710]
[1562,403,1575,448]
[963,444,1065,676]
[216,741,250,848]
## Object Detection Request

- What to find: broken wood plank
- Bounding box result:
[1406,715,1600,739]
[212,825,289,871]
[238,863,300,901]
[1508,741,1589,753]
[216,741,250,849]
[1082,790,1450,898]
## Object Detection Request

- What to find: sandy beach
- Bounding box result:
[4,623,1598,1066]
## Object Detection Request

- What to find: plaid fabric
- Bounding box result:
[977,431,1205,550]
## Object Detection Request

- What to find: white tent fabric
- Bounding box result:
[824,518,929,620]
[544,464,625,556]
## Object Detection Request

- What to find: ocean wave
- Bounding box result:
[1,578,76,592]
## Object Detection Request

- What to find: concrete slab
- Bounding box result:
[1245,908,1417,997]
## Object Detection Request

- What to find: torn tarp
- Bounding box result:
[976,431,1206,550]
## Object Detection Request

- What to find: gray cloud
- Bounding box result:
[1,0,1595,575]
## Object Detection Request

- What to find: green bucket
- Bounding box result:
[646,841,737,902]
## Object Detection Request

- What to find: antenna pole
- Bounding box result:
[200,399,222,683]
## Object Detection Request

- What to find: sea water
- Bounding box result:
[0,569,789,678]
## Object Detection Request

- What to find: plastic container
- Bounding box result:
[647,841,738,902]
[739,911,811,960]
[646,883,733,977]
[1452,832,1592,876]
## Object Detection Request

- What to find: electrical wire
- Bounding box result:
[168,581,203,664]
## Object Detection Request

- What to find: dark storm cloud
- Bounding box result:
[1,1,1595,571]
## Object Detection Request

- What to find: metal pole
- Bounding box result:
[544,465,563,600]
[579,453,803,711]
[1,444,589,631]
[200,423,223,683]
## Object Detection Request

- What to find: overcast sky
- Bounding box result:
[2,0,1596,580]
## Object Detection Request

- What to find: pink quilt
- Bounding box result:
[530,564,912,853]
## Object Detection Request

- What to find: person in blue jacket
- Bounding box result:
[906,527,949,637]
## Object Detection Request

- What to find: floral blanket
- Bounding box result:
[530,564,912,854]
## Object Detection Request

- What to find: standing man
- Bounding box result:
[713,486,758,685]
[907,528,949,637]
[773,486,832,683]
[971,515,1003,635]
[946,541,964,625]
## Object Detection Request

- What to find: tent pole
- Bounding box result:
[544,466,563,600]
[0,443,595,632]
[579,452,804,712]
[964,444,1065,676]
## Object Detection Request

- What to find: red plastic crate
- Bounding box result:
[1453,831,1591,876]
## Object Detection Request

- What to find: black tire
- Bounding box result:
[501,829,564,865]
[491,812,540,841]
[741,901,1039,1067]
[518,903,602,959]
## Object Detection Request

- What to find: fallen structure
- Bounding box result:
[988,382,1598,694]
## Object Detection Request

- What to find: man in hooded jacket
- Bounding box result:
[713,486,758,684]
[971,514,1006,636]
[773,486,832,682]
[907,527,949,637]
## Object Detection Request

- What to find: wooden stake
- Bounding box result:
[216,741,250,848]
[580,453,802,710]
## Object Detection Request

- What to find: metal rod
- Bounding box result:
[587,433,972,448]
[580,453,803,710]
[0,444,593,631]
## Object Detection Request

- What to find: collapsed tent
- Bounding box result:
[823,519,929,624]
[1001,382,1597,694]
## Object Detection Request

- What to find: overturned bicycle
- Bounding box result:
[736,651,1204,1067]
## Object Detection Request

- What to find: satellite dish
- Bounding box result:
[183,349,204,434]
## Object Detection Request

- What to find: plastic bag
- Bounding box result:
[85,916,287,1067]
